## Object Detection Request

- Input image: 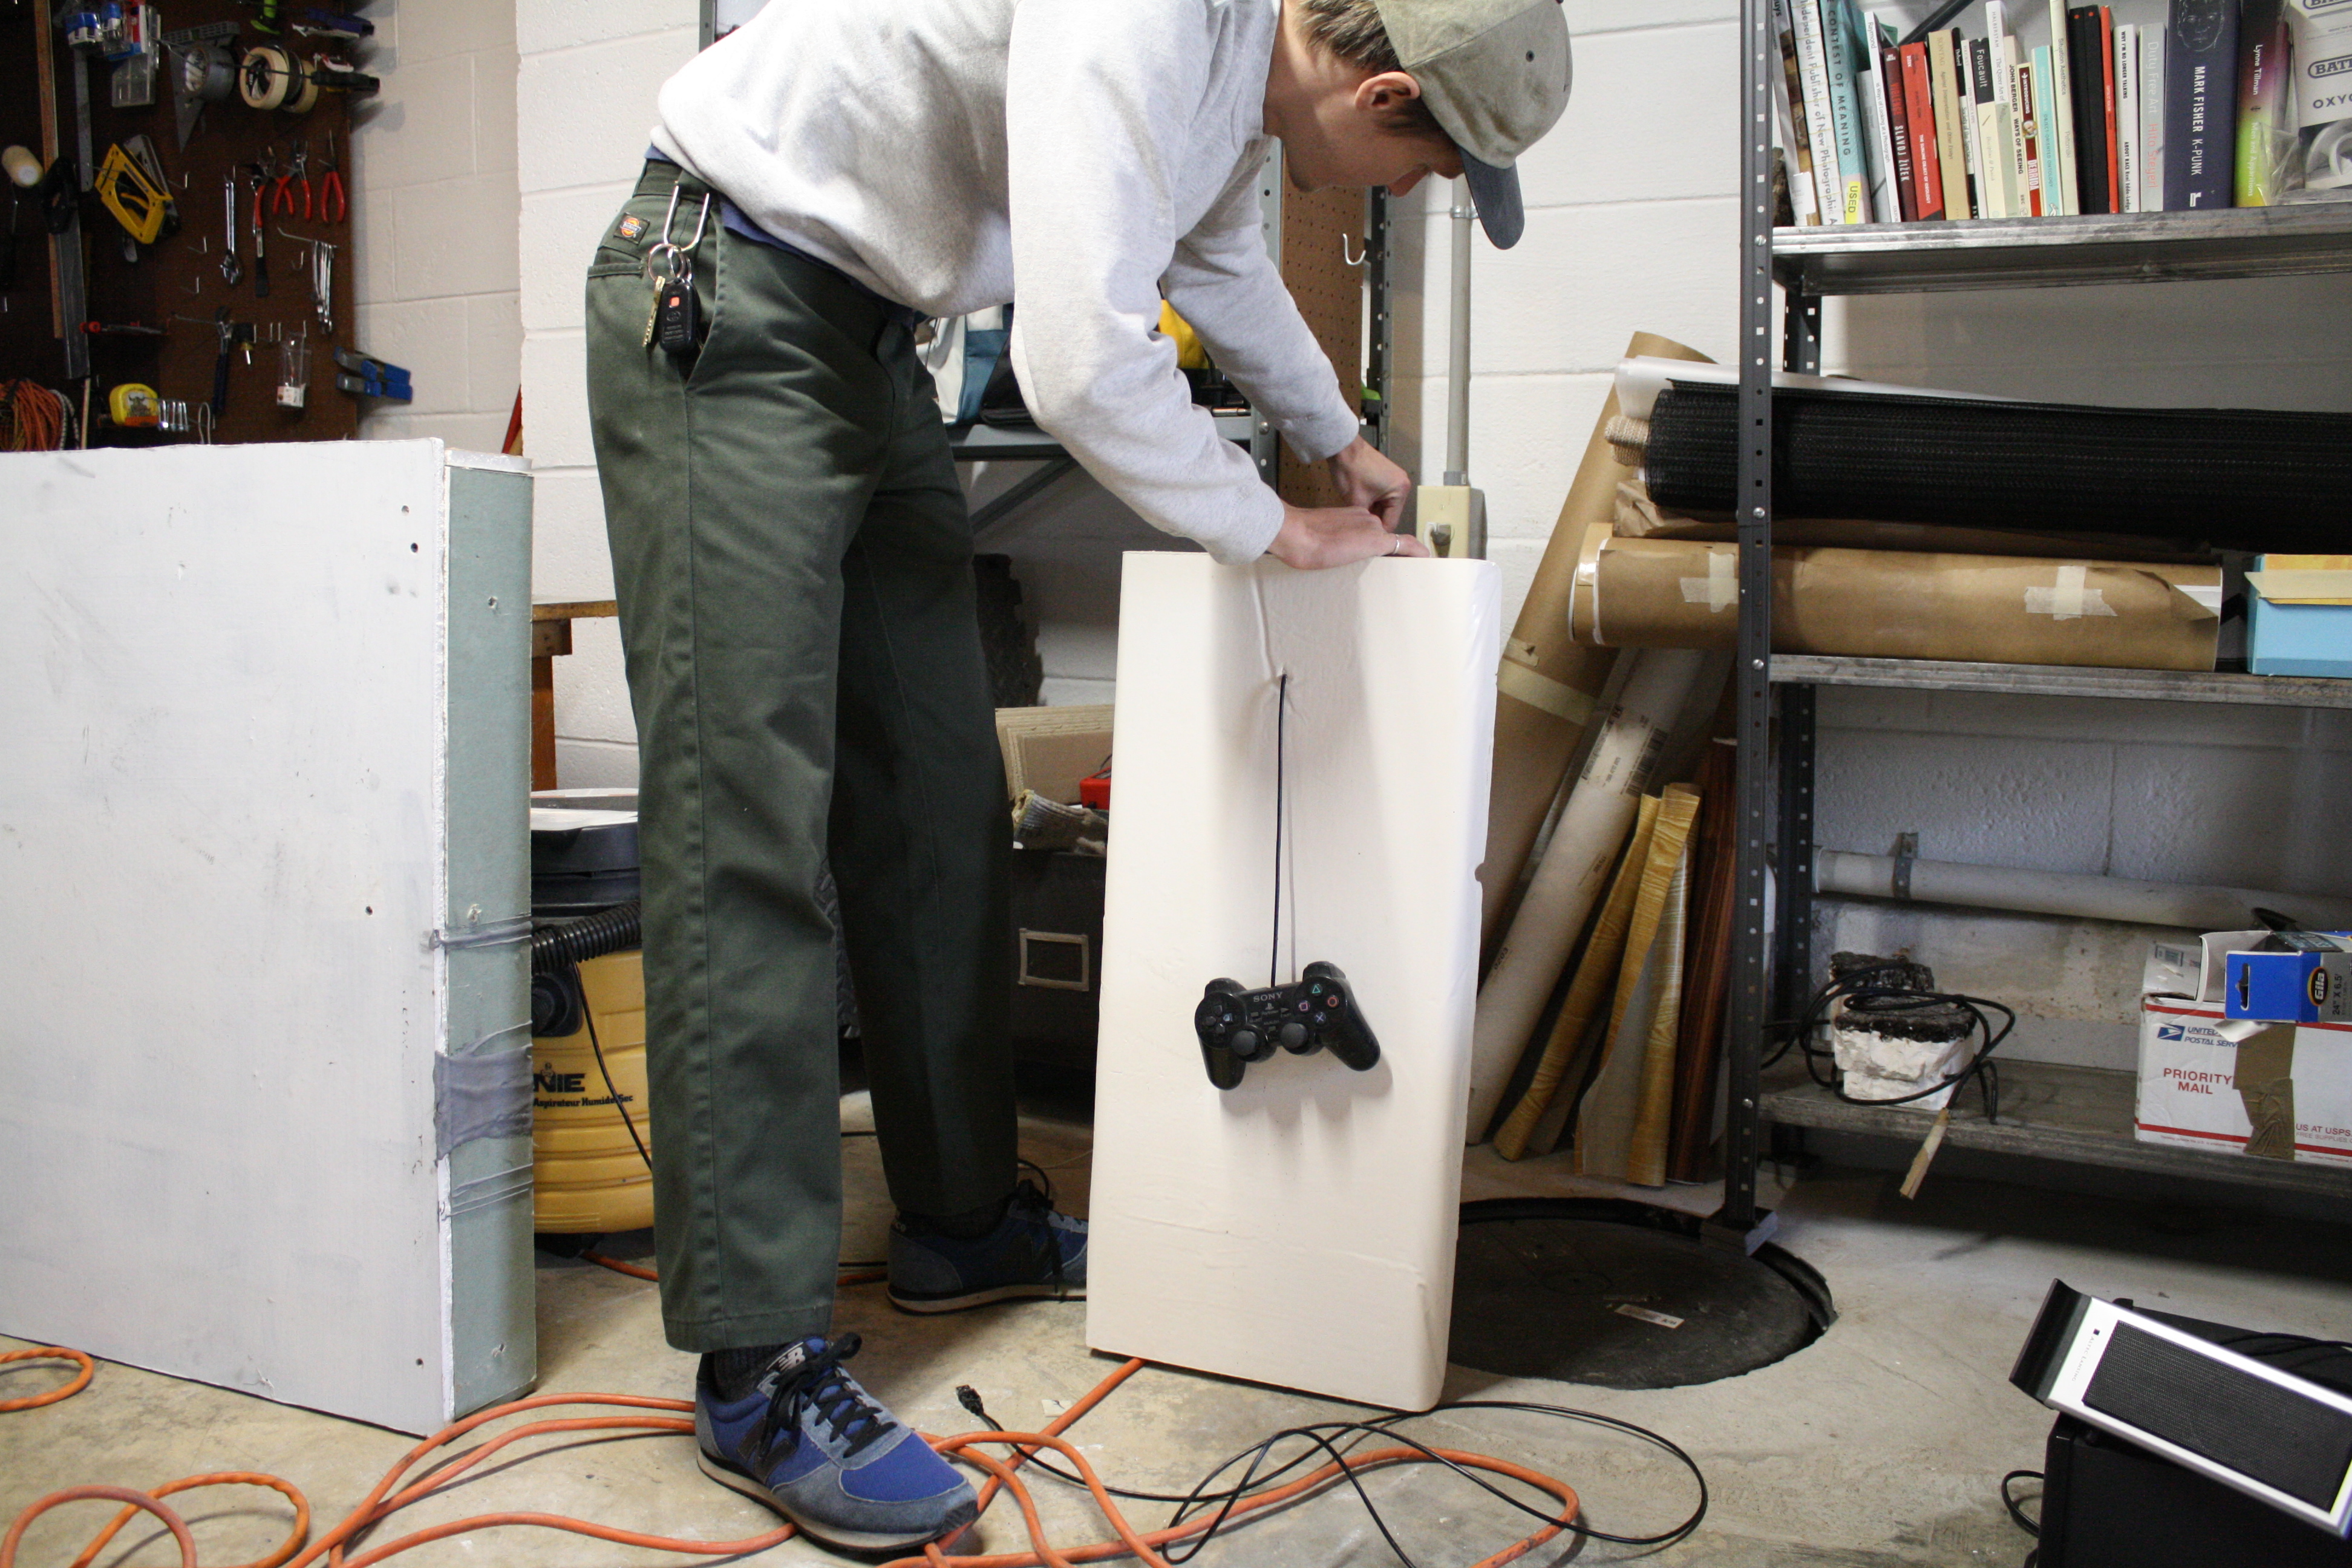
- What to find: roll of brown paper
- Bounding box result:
[1480,332,1714,950]
[1575,532,2222,671]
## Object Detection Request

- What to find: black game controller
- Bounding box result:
[1194,961,1380,1089]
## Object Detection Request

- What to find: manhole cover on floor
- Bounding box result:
[1449,1200,1829,1389]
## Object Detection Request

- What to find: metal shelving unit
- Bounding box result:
[1718,0,2352,1238]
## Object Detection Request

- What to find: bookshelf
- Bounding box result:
[1719,0,2352,1240]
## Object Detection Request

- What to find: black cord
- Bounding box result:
[953,1387,1708,1565]
[582,988,654,1172]
[2001,1469,2042,1538]
[1765,962,2015,1122]
[1270,671,1287,990]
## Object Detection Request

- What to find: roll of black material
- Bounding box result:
[1643,383,2352,551]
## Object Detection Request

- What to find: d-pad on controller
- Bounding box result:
[1194,961,1380,1089]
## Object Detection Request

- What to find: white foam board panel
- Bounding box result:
[0,440,534,1434]
[1086,554,1500,1411]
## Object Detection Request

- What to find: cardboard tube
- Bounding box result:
[1481,332,1713,948]
[1467,647,1707,1142]
[1581,535,2222,671]
[1816,850,2352,931]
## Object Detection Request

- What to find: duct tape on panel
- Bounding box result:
[435,1037,534,1159]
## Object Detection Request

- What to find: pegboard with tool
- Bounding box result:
[1,0,378,447]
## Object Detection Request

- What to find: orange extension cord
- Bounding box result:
[4,1344,1586,1568]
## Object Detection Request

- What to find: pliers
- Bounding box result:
[289,146,313,221]
[267,151,299,219]
[316,133,345,224]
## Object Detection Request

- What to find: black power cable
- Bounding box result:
[1765,961,2016,1123]
[953,1385,1708,1566]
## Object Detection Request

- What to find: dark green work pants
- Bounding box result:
[585,161,1015,1353]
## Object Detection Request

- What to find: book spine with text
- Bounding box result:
[1792,0,1848,222]
[1930,30,1976,217]
[2100,7,2122,211]
[1883,43,1920,218]
[1987,8,2031,215]
[2016,57,2045,213]
[2140,24,2166,210]
[1857,11,1902,221]
[2033,45,2066,211]
[2068,6,2114,212]
[1773,0,1822,223]
[2234,0,2291,207]
[1970,37,2013,216]
[2164,0,2238,210]
[1902,41,1946,218]
[1953,30,1990,217]
[2046,0,2082,213]
[2114,25,2141,211]
[1821,0,1876,221]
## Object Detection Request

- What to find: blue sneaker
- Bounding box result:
[887,1180,1088,1313]
[693,1334,976,1552]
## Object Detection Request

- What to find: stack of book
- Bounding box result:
[1775,0,2352,225]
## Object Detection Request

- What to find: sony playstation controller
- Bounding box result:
[1193,961,1380,1089]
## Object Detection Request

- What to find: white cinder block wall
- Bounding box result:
[506,0,2352,1069]
[515,0,702,787]
[350,0,522,454]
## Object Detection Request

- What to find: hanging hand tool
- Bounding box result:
[94,139,177,246]
[290,7,371,42]
[220,172,242,286]
[315,130,345,224]
[282,227,335,333]
[80,319,166,336]
[266,149,298,218]
[289,143,313,220]
[332,346,408,402]
[249,162,271,296]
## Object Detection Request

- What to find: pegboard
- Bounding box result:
[1276,183,1367,509]
[2,2,365,446]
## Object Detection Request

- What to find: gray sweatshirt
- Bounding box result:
[652,0,1361,564]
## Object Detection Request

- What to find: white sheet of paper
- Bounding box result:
[1086,554,1500,1411]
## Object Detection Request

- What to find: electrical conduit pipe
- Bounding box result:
[1465,647,1708,1141]
[1814,851,2352,932]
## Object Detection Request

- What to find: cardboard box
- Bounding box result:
[2221,936,2352,1024]
[995,705,1113,806]
[2247,555,2352,678]
[2136,999,2352,1165]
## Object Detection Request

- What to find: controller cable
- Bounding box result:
[1270,670,1287,988]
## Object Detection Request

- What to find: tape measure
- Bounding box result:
[108,384,163,428]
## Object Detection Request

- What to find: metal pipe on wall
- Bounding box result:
[1815,850,2352,933]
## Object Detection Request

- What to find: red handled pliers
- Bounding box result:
[269,152,299,218]
[318,133,346,224]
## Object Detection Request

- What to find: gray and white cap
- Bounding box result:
[1371,0,1572,247]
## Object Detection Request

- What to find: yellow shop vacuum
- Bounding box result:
[530,794,652,1234]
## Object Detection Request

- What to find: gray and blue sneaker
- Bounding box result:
[886,1179,1088,1314]
[693,1334,976,1553]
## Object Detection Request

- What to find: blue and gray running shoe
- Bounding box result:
[693,1333,976,1552]
[887,1179,1088,1313]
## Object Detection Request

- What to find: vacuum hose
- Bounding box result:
[532,899,641,973]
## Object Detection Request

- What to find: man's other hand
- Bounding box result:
[1267,501,1431,570]
[1326,436,1411,530]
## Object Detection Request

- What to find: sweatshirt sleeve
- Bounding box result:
[1161,156,1362,465]
[1002,1,1338,566]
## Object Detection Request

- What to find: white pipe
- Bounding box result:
[1815,851,2352,933]
[1466,647,1707,1141]
[1444,178,1472,488]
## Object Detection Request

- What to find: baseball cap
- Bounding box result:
[1372,0,1572,247]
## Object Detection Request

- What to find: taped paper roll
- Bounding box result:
[1577,534,2222,672]
[1480,332,1713,948]
[1466,647,1707,1142]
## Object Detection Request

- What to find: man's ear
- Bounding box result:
[1354,70,1423,115]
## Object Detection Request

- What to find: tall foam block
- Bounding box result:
[1087,553,1501,1412]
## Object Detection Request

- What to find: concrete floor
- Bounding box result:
[8,1077,2352,1568]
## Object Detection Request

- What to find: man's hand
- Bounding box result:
[1326,436,1412,531]
[1267,501,1431,569]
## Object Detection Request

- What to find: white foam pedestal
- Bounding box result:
[0,440,534,1435]
[1086,554,1500,1411]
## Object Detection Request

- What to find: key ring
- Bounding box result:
[642,181,714,281]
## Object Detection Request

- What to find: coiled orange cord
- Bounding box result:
[4,1350,1584,1568]
[0,1348,91,1412]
